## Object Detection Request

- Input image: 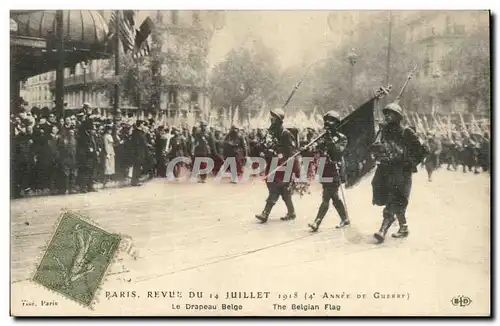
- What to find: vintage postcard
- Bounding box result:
[10,9,491,316]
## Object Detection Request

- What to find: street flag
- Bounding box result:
[109,10,136,53]
[132,16,154,60]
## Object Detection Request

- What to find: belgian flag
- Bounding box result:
[338,97,378,188]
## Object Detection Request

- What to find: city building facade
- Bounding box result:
[402,11,489,113]
[21,10,217,116]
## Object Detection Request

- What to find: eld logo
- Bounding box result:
[451,295,472,307]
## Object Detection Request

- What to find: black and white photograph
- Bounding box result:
[9,9,491,316]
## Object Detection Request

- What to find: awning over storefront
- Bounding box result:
[11,10,112,80]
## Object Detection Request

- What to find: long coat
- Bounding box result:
[77,131,100,169]
[58,135,78,168]
[130,128,148,163]
[371,124,425,207]
[103,133,116,175]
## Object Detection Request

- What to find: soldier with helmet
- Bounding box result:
[424,132,442,182]
[192,120,217,183]
[371,102,426,243]
[255,108,300,223]
[223,125,248,182]
[308,110,349,232]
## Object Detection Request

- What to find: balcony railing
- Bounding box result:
[48,72,108,90]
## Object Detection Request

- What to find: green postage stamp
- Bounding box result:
[33,212,121,307]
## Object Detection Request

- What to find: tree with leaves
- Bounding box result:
[209,39,281,123]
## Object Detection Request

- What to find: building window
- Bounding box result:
[69,65,76,75]
[190,91,199,102]
[168,90,177,103]
[171,10,178,25]
[192,11,201,25]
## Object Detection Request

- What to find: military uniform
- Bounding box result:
[223,126,248,182]
[371,102,425,243]
[255,109,300,223]
[424,133,442,182]
[192,121,217,183]
[308,111,349,232]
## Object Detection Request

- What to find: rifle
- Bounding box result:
[373,64,418,143]
[395,64,418,104]
[264,85,392,180]
[281,63,315,110]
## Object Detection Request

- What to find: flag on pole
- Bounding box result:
[109,10,136,53]
[337,97,378,188]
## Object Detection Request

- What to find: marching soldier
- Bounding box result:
[255,108,300,223]
[308,111,349,232]
[424,132,442,182]
[192,121,217,183]
[442,132,459,171]
[223,125,248,182]
[371,102,425,243]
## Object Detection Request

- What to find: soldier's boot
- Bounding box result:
[255,202,274,223]
[308,202,329,232]
[374,215,395,244]
[332,197,350,228]
[280,196,296,221]
[392,215,409,238]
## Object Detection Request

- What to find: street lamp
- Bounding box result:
[80,61,89,103]
[348,48,357,105]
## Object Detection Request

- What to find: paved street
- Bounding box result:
[10,168,490,316]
